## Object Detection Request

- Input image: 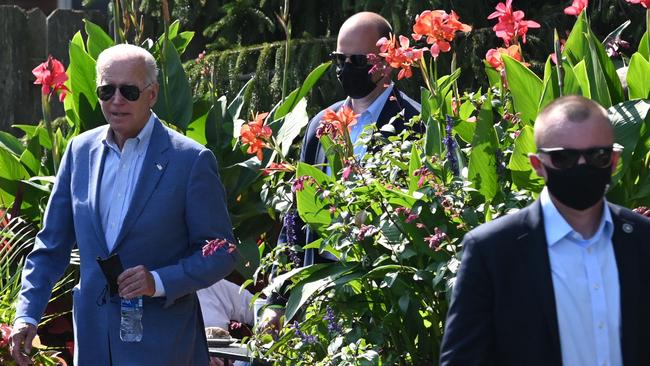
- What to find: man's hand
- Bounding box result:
[257,307,284,337]
[9,322,37,366]
[117,265,155,298]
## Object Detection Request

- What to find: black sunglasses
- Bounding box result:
[96,83,152,102]
[538,146,614,170]
[329,52,369,68]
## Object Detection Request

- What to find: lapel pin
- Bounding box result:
[622,223,633,234]
[156,163,163,171]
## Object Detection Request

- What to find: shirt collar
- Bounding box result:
[540,187,613,247]
[344,83,394,122]
[103,111,157,154]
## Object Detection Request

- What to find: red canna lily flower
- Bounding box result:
[564,0,588,15]
[412,10,472,59]
[0,324,11,348]
[32,55,70,102]
[376,34,425,80]
[486,45,527,72]
[487,0,540,46]
[316,106,359,140]
[240,112,272,160]
[626,0,650,7]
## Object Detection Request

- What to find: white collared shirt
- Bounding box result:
[541,188,622,366]
[345,83,394,157]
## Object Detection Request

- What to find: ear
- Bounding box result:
[529,153,547,179]
[148,83,159,108]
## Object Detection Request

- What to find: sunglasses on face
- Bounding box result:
[329,52,369,68]
[96,83,152,102]
[537,146,614,170]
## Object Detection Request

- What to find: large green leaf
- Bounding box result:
[0,132,24,156]
[0,148,29,181]
[468,96,498,201]
[503,55,542,124]
[84,19,114,60]
[66,32,105,131]
[422,88,442,157]
[539,57,560,112]
[295,162,332,236]
[627,53,650,100]
[276,98,309,157]
[273,62,331,121]
[572,61,591,99]
[640,33,649,61]
[151,20,194,58]
[586,32,623,107]
[285,263,360,323]
[508,125,544,192]
[407,144,422,193]
[561,60,582,96]
[563,11,589,65]
[609,100,650,187]
[154,40,193,130]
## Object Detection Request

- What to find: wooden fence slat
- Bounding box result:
[0,6,28,133]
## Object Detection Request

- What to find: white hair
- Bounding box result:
[95,44,159,86]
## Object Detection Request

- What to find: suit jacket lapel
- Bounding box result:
[519,200,562,362]
[110,119,170,253]
[88,132,109,256]
[609,204,640,365]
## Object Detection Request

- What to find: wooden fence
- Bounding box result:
[0,5,105,133]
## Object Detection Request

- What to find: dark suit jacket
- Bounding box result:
[440,200,650,366]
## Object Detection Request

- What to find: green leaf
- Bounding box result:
[572,61,591,98]
[154,40,193,130]
[627,53,650,100]
[276,98,309,157]
[407,144,422,193]
[539,56,560,112]
[84,19,114,60]
[468,95,498,201]
[586,32,623,106]
[484,61,502,89]
[639,33,649,61]
[422,89,442,157]
[563,11,590,65]
[295,162,332,236]
[508,125,545,192]
[319,135,343,175]
[233,237,260,278]
[227,77,254,123]
[503,55,542,124]
[285,263,360,323]
[0,132,25,156]
[66,32,105,131]
[274,62,331,121]
[561,60,582,96]
[0,147,29,181]
[609,100,650,188]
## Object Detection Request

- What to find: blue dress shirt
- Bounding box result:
[99,112,165,296]
[541,188,622,366]
[347,83,394,158]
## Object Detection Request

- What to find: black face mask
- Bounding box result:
[544,163,612,210]
[336,64,377,99]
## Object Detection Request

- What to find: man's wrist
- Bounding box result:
[14,317,38,328]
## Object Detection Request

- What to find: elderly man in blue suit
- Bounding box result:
[10,44,236,365]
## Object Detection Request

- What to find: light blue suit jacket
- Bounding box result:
[16,118,236,365]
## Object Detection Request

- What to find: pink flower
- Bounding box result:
[564,0,588,15]
[292,176,311,192]
[485,45,527,72]
[487,0,540,45]
[626,0,650,8]
[202,239,236,257]
[425,228,448,250]
[376,34,425,80]
[0,324,13,348]
[32,55,70,102]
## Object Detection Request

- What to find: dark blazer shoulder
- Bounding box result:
[463,202,541,249]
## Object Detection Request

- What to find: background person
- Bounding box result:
[440,95,650,366]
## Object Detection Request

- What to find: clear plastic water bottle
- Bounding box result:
[120,296,143,342]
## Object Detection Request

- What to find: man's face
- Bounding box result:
[335,25,385,85]
[530,113,619,179]
[97,57,158,145]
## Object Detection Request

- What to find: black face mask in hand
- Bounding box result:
[336,63,377,99]
[544,163,612,210]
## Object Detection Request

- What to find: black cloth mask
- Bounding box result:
[336,64,377,99]
[544,163,612,210]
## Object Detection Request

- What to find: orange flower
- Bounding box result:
[487,0,540,46]
[240,112,271,160]
[316,106,359,140]
[32,55,69,102]
[376,34,425,80]
[564,0,588,15]
[485,45,526,72]
[262,162,294,176]
[412,10,471,58]
[626,0,650,8]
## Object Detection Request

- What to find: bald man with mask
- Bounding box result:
[260,11,422,330]
[440,96,650,366]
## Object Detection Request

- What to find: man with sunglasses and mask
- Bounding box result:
[440,95,650,366]
[259,11,421,332]
[10,44,236,365]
